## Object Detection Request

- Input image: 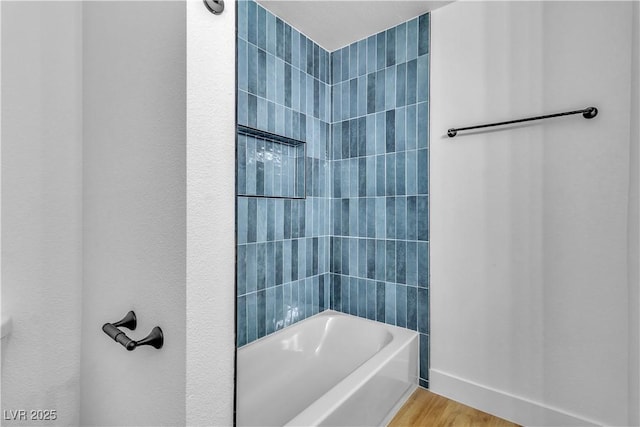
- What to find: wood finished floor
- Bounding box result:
[388,388,520,427]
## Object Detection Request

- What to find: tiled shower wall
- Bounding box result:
[328,16,430,387]
[236,0,332,346]
[236,0,430,387]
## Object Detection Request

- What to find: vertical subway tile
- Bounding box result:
[396,284,407,328]
[396,62,406,107]
[406,241,417,285]
[418,287,429,334]
[417,196,429,241]
[418,14,429,56]
[385,66,396,111]
[396,22,407,64]
[418,102,429,149]
[396,196,407,240]
[386,153,396,196]
[417,54,429,103]
[385,282,396,325]
[357,39,367,76]
[247,0,257,45]
[407,196,417,240]
[247,291,257,342]
[386,27,396,67]
[375,239,386,281]
[386,240,396,282]
[396,240,407,284]
[386,110,395,153]
[396,151,406,196]
[257,6,266,51]
[418,241,429,287]
[376,281,386,321]
[406,59,417,106]
[406,286,417,330]
[420,333,429,380]
[407,18,418,61]
[418,148,428,194]
[376,31,386,70]
[237,295,247,347]
[358,279,367,318]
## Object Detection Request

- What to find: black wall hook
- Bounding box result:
[102,311,164,351]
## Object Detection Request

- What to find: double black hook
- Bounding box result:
[102,311,163,351]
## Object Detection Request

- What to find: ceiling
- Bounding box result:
[256,0,454,52]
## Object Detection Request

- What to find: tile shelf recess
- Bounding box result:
[237,124,307,199]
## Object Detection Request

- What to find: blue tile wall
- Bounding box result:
[237,0,430,388]
[329,14,430,387]
[237,0,332,347]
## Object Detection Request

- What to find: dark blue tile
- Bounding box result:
[418,287,429,334]
[341,237,350,276]
[341,275,350,313]
[396,62,406,107]
[341,47,349,82]
[419,333,429,380]
[407,196,417,240]
[275,241,283,285]
[386,27,396,67]
[396,196,407,240]
[406,241,417,285]
[418,14,429,56]
[376,239,386,281]
[256,242,266,291]
[396,284,407,328]
[418,149,428,194]
[418,241,429,287]
[237,295,247,347]
[386,110,395,153]
[367,73,376,114]
[366,280,376,320]
[386,240,396,282]
[417,54,429,103]
[275,17,284,59]
[376,281,386,321]
[396,240,407,284]
[418,195,429,241]
[285,25,292,64]
[406,59,417,105]
[332,274,342,311]
[407,286,417,330]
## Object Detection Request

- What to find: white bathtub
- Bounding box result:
[237,310,419,427]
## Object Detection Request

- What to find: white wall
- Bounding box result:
[629,2,640,424]
[186,0,236,425]
[1,2,83,425]
[80,2,186,425]
[431,2,635,426]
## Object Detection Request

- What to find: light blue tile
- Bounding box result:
[406,59,417,105]
[418,241,429,287]
[396,22,407,64]
[386,197,396,240]
[375,197,386,239]
[375,69,385,112]
[367,35,377,74]
[407,286,417,330]
[238,39,248,92]
[396,107,406,152]
[407,18,418,61]
[238,0,248,41]
[406,104,417,150]
[257,5,266,51]
[418,102,429,149]
[375,112,386,155]
[406,241,417,285]
[366,156,376,197]
[237,295,247,346]
[238,197,248,244]
[349,44,358,80]
[385,66,396,111]
[358,75,367,117]
[238,90,248,126]
[406,150,417,195]
[376,32,386,70]
[357,39,367,76]
[396,195,407,240]
[396,284,407,328]
[246,243,257,293]
[418,149,428,194]
[376,240,386,280]
[385,282,396,325]
[396,62,406,107]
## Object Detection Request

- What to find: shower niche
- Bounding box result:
[237,125,306,199]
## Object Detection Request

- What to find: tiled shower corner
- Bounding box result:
[236,0,430,387]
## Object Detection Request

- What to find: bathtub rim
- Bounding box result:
[281,310,419,426]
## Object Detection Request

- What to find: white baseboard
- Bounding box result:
[429,369,602,427]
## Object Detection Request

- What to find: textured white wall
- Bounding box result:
[431,2,634,426]
[186,0,236,425]
[80,2,186,425]
[629,2,640,424]
[1,2,83,425]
